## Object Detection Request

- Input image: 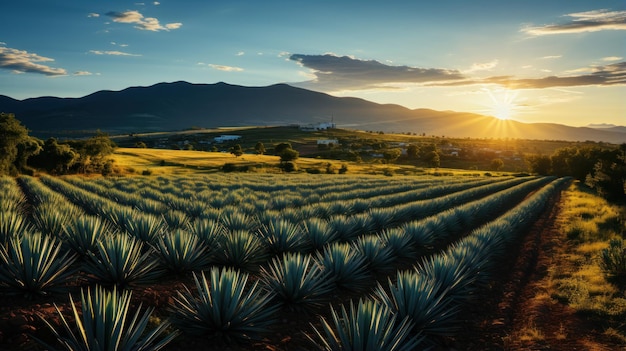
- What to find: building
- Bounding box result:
[300,122,336,131]
[317,139,339,145]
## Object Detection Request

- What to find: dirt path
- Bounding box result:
[451,189,624,350]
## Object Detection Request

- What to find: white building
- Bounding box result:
[300,122,336,131]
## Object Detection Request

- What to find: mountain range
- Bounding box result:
[1,81,625,143]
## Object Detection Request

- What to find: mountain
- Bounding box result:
[2,81,625,143]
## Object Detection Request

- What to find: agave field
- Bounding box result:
[0,172,570,350]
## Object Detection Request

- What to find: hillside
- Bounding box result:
[1,81,625,143]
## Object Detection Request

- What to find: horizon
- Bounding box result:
[1,1,625,128]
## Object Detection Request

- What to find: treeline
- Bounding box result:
[527,144,626,201]
[0,113,116,176]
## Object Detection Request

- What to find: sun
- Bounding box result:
[485,88,518,120]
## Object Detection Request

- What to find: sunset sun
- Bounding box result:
[486,88,519,120]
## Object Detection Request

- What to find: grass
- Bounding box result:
[547,182,626,337]
[111,147,513,176]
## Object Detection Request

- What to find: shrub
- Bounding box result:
[600,239,626,281]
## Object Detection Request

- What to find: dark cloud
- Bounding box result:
[429,62,626,89]
[289,54,465,90]
[0,45,67,76]
[483,61,626,88]
[522,9,626,35]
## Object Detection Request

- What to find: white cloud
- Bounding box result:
[105,10,182,32]
[463,59,499,73]
[88,13,100,18]
[0,45,67,76]
[208,64,244,72]
[73,71,93,76]
[89,50,141,56]
[602,56,623,61]
[541,55,562,59]
[236,51,245,56]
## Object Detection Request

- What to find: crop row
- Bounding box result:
[0,174,568,350]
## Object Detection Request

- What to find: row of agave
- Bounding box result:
[0,174,567,350]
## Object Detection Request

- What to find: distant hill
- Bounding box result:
[1,81,625,143]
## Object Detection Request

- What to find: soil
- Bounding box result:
[1,190,624,350]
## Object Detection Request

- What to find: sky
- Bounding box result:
[1,0,625,127]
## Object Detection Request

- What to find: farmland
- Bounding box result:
[0,172,580,349]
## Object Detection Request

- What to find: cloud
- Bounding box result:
[88,13,99,18]
[463,59,499,73]
[522,9,626,35]
[289,53,464,91]
[89,50,141,56]
[482,61,626,88]
[73,71,93,76]
[0,45,67,76]
[541,55,562,59]
[602,56,623,61]
[236,51,245,56]
[208,64,243,72]
[105,10,182,31]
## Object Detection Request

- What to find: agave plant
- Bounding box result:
[303,217,338,250]
[124,213,167,244]
[327,215,361,242]
[259,252,332,311]
[39,285,178,351]
[187,218,224,250]
[380,228,416,262]
[62,216,112,258]
[169,268,278,342]
[162,210,190,229]
[316,242,370,292]
[32,202,75,237]
[258,218,308,255]
[415,253,478,304]
[0,210,33,244]
[220,210,258,232]
[352,235,395,273]
[373,271,460,337]
[600,239,626,280]
[0,231,77,297]
[308,299,422,351]
[84,233,161,289]
[217,229,268,272]
[154,229,212,275]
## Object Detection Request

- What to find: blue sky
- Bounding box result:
[1,0,625,127]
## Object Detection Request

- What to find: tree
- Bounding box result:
[383,148,402,163]
[274,142,292,155]
[254,142,266,155]
[526,155,551,175]
[490,158,504,171]
[230,144,243,158]
[29,138,79,174]
[279,148,299,162]
[407,144,419,159]
[0,113,33,175]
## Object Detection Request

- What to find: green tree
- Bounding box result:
[526,154,551,175]
[490,158,504,171]
[0,113,33,175]
[274,142,292,155]
[29,138,79,174]
[423,150,440,168]
[254,142,266,155]
[230,144,243,158]
[280,148,299,162]
[406,144,419,159]
[383,148,402,163]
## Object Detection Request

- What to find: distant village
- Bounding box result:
[118,121,540,172]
